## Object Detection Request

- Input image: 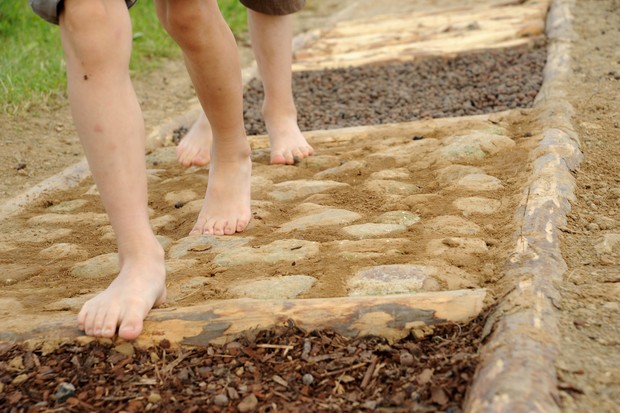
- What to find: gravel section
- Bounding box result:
[243,41,547,135]
[0,316,484,412]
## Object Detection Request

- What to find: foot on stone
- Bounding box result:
[190,147,252,236]
[176,114,212,167]
[266,114,314,165]
[77,245,166,341]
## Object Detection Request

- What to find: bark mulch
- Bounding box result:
[0,313,485,412]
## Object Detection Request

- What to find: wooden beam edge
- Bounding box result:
[0,289,486,348]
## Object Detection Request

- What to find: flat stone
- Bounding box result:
[164,190,199,206]
[0,228,72,244]
[169,235,252,259]
[39,243,88,260]
[369,139,440,165]
[427,237,489,256]
[166,259,200,276]
[314,160,366,179]
[435,165,485,184]
[156,235,173,251]
[342,223,407,239]
[251,176,274,196]
[47,199,88,212]
[424,216,482,236]
[347,264,440,296]
[453,197,502,215]
[70,253,119,279]
[228,275,317,299]
[439,132,515,162]
[146,146,177,166]
[364,180,420,196]
[298,155,341,170]
[0,242,16,254]
[455,174,503,191]
[253,164,301,182]
[369,168,410,180]
[213,239,319,267]
[269,180,349,201]
[43,293,96,311]
[376,211,420,227]
[327,238,411,260]
[27,212,109,227]
[0,298,24,315]
[400,194,441,208]
[151,215,176,232]
[0,264,43,285]
[594,234,620,255]
[277,208,362,233]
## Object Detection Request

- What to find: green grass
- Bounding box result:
[0,0,247,114]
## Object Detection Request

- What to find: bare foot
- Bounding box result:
[77,241,166,341]
[176,113,212,167]
[190,145,252,236]
[265,113,314,165]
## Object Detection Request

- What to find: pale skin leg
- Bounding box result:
[155,0,252,236]
[60,0,166,341]
[176,9,313,167]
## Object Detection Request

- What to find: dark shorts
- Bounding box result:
[241,0,305,16]
[30,0,305,25]
[29,0,137,25]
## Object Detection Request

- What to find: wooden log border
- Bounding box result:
[464,1,579,412]
[0,290,486,348]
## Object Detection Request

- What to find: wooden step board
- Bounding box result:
[0,289,486,347]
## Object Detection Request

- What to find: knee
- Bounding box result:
[158,2,218,53]
[61,1,130,67]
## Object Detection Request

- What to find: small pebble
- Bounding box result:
[54,382,76,403]
[400,351,414,366]
[148,393,162,403]
[302,373,315,386]
[214,394,229,407]
[237,394,258,413]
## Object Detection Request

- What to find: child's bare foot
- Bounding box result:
[265,112,314,165]
[77,241,166,341]
[176,113,212,167]
[190,144,252,236]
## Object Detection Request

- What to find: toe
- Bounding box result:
[101,307,122,338]
[118,316,143,341]
[270,151,287,165]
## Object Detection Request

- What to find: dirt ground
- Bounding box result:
[0,0,619,412]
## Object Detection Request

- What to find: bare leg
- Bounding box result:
[156,0,251,235]
[60,0,166,340]
[176,9,313,166]
[248,10,313,164]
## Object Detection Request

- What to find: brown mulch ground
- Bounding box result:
[0,313,485,412]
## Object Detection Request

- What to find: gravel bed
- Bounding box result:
[243,40,546,135]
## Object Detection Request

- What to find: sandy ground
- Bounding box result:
[0,1,619,411]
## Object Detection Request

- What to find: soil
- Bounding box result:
[0,1,619,413]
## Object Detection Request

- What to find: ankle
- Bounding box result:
[117,235,165,263]
[262,101,298,123]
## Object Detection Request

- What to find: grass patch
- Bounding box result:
[0,0,247,114]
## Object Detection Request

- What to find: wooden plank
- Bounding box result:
[0,289,486,347]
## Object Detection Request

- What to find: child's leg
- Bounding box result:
[59,0,166,340]
[156,0,251,235]
[176,8,313,167]
[248,9,313,165]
